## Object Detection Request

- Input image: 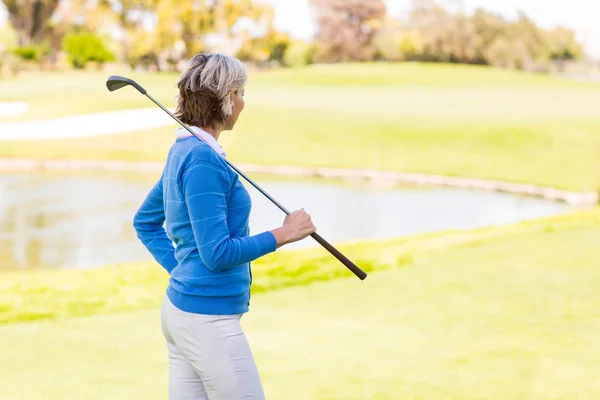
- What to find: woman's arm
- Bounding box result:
[183,159,277,272]
[133,179,178,273]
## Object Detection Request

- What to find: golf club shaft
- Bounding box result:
[144,93,367,280]
[146,93,291,214]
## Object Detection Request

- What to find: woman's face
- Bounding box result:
[224,87,245,130]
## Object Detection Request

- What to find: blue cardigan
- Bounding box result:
[133,136,278,315]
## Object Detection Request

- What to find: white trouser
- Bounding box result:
[160,295,266,400]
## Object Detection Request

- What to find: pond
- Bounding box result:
[0,171,572,271]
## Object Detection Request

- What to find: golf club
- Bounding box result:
[106,75,367,280]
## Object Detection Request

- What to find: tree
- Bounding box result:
[181,0,271,58]
[547,25,582,73]
[408,2,453,61]
[120,0,273,70]
[312,0,386,62]
[400,2,584,70]
[236,27,291,64]
[510,12,548,70]
[55,0,117,33]
[471,9,506,64]
[485,36,526,69]
[373,16,404,61]
[2,0,60,45]
[548,26,582,61]
[235,2,294,65]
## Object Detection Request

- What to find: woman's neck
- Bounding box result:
[199,125,222,141]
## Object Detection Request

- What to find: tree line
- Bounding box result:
[313,0,583,71]
[0,0,584,75]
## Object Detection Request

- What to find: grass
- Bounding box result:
[1,63,600,191]
[0,63,592,121]
[1,207,599,324]
[1,207,600,399]
[3,63,600,398]
[0,69,179,121]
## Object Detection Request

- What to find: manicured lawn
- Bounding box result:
[1,208,599,399]
[3,63,599,399]
[0,69,179,121]
[2,207,598,325]
[0,63,590,121]
[2,63,599,191]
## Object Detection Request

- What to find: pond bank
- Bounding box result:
[0,157,596,206]
[2,206,599,324]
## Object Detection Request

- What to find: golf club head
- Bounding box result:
[106,75,147,95]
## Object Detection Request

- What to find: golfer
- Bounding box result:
[133,53,316,399]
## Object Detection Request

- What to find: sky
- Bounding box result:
[1,0,599,58]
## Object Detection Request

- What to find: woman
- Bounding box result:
[133,53,316,399]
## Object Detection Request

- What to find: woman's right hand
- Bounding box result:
[271,209,316,248]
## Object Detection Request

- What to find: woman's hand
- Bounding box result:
[271,209,316,248]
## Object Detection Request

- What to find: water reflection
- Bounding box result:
[0,172,570,271]
[0,174,149,270]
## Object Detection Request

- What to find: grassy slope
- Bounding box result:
[0,69,179,121]
[2,207,598,325]
[0,63,585,121]
[1,63,600,191]
[1,208,599,399]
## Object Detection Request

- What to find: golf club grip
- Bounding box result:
[310,232,367,280]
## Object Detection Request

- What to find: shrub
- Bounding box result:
[283,41,315,68]
[61,32,115,69]
[13,45,42,62]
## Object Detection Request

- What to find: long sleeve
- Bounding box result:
[182,159,277,272]
[133,179,178,273]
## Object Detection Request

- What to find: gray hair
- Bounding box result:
[175,53,248,128]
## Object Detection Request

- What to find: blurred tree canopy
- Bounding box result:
[122,0,273,69]
[312,0,585,71]
[311,0,386,62]
[0,0,587,72]
[235,5,293,65]
[236,28,290,64]
[3,0,59,45]
[1,0,276,70]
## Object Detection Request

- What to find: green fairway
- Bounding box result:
[0,69,179,121]
[2,63,600,191]
[1,208,600,399]
[0,63,589,122]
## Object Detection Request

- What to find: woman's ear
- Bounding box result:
[221,93,234,117]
